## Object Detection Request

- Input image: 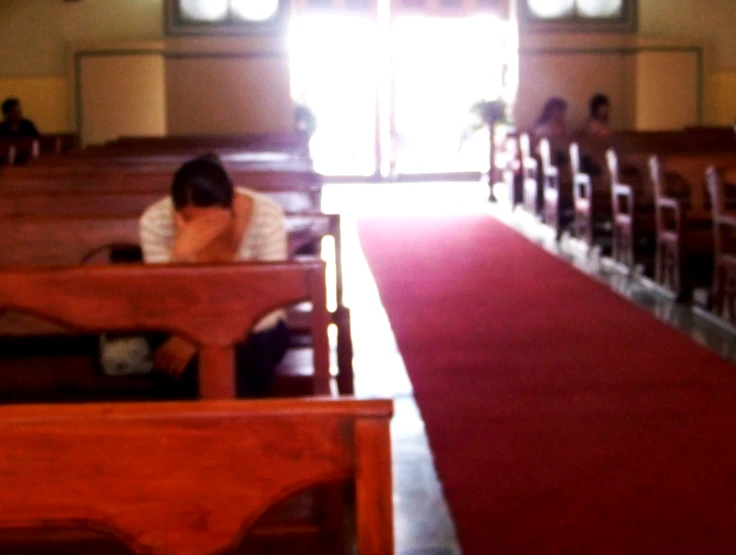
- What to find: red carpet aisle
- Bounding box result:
[358,215,736,555]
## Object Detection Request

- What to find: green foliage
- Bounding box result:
[469,99,508,126]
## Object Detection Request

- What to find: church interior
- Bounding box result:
[0,0,735,553]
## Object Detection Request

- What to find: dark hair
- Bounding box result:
[1,98,19,116]
[589,93,610,118]
[171,154,234,211]
[536,97,568,125]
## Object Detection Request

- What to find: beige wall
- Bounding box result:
[635,50,699,130]
[0,77,69,133]
[166,54,293,136]
[518,0,736,129]
[79,53,167,145]
[3,1,735,137]
[516,34,703,131]
[639,0,736,71]
[517,47,636,131]
[0,1,294,140]
[0,0,163,77]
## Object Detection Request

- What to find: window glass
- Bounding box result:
[526,0,574,19]
[179,0,229,21]
[231,0,280,21]
[576,0,623,18]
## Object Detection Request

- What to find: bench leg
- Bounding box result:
[356,420,394,555]
[334,307,354,395]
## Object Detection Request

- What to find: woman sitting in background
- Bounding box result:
[533,97,569,140]
[139,154,290,398]
[585,93,612,138]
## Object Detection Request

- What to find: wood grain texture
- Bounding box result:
[0,398,394,555]
[0,262,328,398]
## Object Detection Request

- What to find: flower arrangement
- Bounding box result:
[470,99,508,126]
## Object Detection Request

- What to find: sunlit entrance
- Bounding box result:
[289,15,379,177]
[289,9,517,179]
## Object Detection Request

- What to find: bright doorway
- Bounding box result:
[289,11,517,179]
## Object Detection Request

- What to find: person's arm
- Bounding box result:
[255,202,288,262]
[139,203,174,263]
[139,203,197,376]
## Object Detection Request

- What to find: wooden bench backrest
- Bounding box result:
[0,189,316,215]
[707,166,736,263]
[650,153,736,209]
[0,216,139,266]
[110,132,308,149]
[708,166,736,219]
[0,170,322,210]
[0,262,329,398]
[0,204,337,266]
[0,398,394,555]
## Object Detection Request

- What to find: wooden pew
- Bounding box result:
[0,208,352,395]
[0,170,322,212]
[497,131,523,207]
[569,139,613,250]
[519,133,542,216]
[649,153,736,299]
[606,149,656,272]
[0,190,316,218]
[707,166,736,323]
[538,137,574,237]
[0,137,39,166]
[0,135,78,166]
[0,262,330,398]
[0,398,394,554]
[105,132,310,156]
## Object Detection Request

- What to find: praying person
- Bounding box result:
[139,154,290,398]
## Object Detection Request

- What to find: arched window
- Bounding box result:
[522,0,635,31]
[166,0,285,34]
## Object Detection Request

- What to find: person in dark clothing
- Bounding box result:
[585,93,612,137]
[0,98,39,138]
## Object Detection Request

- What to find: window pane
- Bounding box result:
[527,0,574,18]
[576,0,623,18]
[231,0,280,21]
[180,0,229,21]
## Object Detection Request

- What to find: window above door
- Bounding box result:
[165,0,286,35]
[520,0,636,32]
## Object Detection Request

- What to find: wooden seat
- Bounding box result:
[0,397,394,554]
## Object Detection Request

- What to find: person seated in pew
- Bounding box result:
[584,93,612,138]
[532,97,569,141]
[139,154,290,398]
[533,97,570,165]
[0,98,39,138]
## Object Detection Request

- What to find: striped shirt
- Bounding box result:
[139,188,288,332]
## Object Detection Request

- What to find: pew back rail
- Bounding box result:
[0,263,330,398]
[0,398,394,555]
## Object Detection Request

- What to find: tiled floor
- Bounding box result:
[321,181,736,554]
